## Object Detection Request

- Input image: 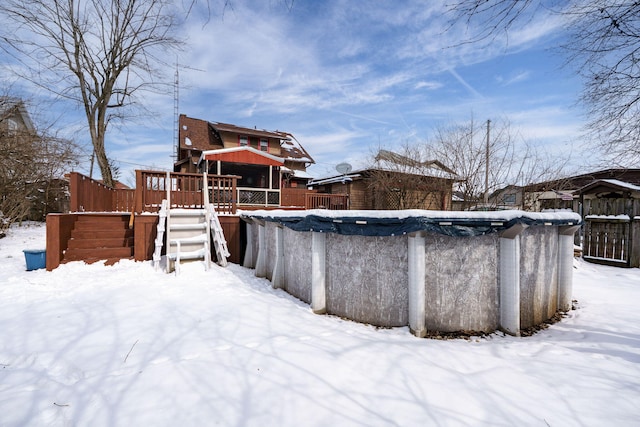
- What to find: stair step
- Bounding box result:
[67,237,133,249]
[64,247,134,261]
[169,234,208,245]
[169,223,206,231]
[76,214,130,221]
[71,229,133,239]
[74,221,130,231]
[61,256,134,266]
[170,209,206,216]
[167,248,207,261]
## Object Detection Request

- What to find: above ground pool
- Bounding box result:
[240,209,581,337]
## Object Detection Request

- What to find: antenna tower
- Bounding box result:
[173,61,179,160]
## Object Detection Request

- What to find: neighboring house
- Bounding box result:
[174,114,315,207]
[524,168,640,212]
[309,151,458,210]
[1,98,76,222]
[486,185,525,210]
[0,97,35,135]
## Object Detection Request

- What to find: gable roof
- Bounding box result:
[578,179,640,195]
[178,115,314,164]
[0,97,35,132]
[526,168,640,191]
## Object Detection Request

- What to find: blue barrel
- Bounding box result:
[23,249,46,271]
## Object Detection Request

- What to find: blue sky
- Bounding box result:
[2,1,590,184]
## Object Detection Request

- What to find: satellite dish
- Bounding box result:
[335,162,352,175]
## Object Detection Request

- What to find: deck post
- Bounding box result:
[558,225,580,311]
[407,232,427,337]
[499,223,528,336]
[255,221,267,277]
[272,225,285,289]
[311,231,327,314]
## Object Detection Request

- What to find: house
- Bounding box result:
[0,97,35,134]
[309,150,458,210]
[1,98,66,223]
[486,185,525,210]
[174,115,314,207]
[524,168,640,212]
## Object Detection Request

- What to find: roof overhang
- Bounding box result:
[200,147,284,167]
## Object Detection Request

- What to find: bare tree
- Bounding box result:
[446,0,640,164]
[0,0,180,188]
[425,116,570,210]
[1,97,80,235]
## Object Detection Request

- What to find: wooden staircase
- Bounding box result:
[63,214,134,265]
[152,172,229,274]
[165,208,211,274]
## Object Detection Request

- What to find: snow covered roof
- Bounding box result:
[308,173,361,186]
[281,167,314,180]
[578,179,640,194]
[278,133,315,164]
[308,165,456,187]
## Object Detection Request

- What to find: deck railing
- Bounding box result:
[69,172,135,212]
[135,170,239,214]
[306,193,350,210]
[69,171,348,214]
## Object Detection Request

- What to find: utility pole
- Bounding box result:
[484,119,491,206]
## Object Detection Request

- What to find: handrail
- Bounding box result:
[135,170,239,214]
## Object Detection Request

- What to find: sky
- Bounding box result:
[1,0,590,185]
[2,223,640,426]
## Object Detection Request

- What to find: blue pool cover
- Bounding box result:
[241,210,582,237]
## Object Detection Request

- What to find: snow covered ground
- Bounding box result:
[1,223,639,426]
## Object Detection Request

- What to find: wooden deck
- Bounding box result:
[47,171,350,270]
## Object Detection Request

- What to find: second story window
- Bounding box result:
[260,138,268,152]
[239,135,248,146]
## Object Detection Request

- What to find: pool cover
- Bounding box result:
[241,211,582,237]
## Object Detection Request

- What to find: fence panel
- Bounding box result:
[306,193,349,210]
[583,218,630,266]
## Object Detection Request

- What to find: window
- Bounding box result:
[260,138,268,152]
[239,135,248,146]
[503,193,516,204]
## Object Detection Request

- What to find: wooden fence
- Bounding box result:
[583,218,631,265]
[306,193,350,210]
[69,172,135,212]
[281,187,316,207]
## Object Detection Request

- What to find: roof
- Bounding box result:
[211,122,289,141]
[374,150,457,176]
[527,168,640,191]
[0,97,35,132]
[200,146,284,167]
[281,167,314,180]
[308,165,457,187]
[178,115,314,164]
[578,179,640,195]
[278,133,315,164]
